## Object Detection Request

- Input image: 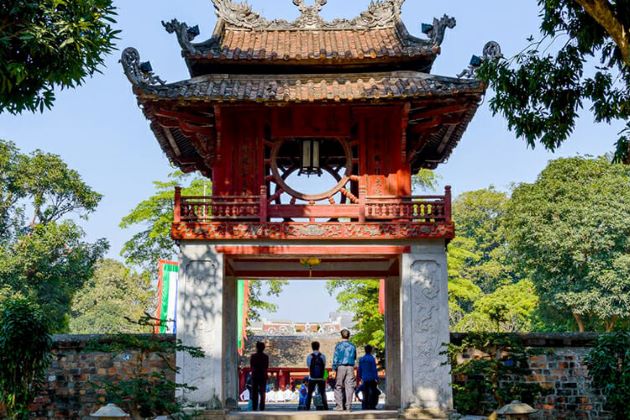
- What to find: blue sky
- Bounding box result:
[0,1,624,321]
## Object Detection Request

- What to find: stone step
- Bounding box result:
[190,408,448,420]
[226,410,399,420]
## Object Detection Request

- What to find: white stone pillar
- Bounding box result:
[222,276,239,409]
[176,244,224,408]
[385,276,401,409]
[400,240,452,414]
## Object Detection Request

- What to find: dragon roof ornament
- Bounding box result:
[211,0,406,30]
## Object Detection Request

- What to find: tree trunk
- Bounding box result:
[573,0,630,65]
[573,312,585,332]
[604,316,618,332]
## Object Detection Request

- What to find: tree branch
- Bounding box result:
[572,0,630,64]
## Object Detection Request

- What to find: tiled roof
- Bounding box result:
[136,71,484,103]
[190,25,434,65]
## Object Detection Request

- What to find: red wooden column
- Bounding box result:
[174,186,182,223]
[444,185,452,222]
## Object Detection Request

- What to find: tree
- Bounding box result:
[447,188,540,331]
[0,294,52,420]
[585,332,630,420]
[120,172,212,273]
[69,259,153,334]
[0,140,107,332]
[504,156,630,331]
[454,280,539,333]
[326,280,384,359]
[447,237,482,326]
[450,188,518,294]
[0,0,119,114]
[478,0,630,163]
[120,172,285,320]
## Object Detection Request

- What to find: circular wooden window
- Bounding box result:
[269,138,353,203]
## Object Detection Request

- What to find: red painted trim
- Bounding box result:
[231,270,397,278]
[172,221,455,241]
[216,245,410,255]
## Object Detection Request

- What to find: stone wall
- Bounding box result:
[240,335,340,368]
[30,334,176,419]
[25,333,610,419]
[452,333,610,419]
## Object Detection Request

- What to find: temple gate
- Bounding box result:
[122,0,490,416]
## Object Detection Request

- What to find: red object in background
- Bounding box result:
[378,279,385,315]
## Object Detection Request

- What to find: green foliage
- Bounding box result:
[451,188,518,293]
[455,280,539,333]
[327,280,384,361]
[70,259,153,334]
[478,0,630,162]
[0,140,107,332]
[248,279,287,322]
[0,295,52,419]
[447,333,544,415]
[0,0,119,114]
[447,188,539,333]
[121,172,285,320]
[120,172,212,273]
[585,332,630,420]
[412,169,440,192]
[447,237,482,326]
[87,315,204,418]
[504,157,630,331]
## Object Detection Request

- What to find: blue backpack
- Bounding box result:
[309,353,325,380]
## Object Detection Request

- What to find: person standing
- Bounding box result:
[305,341,329,411]
[332,329,357,411]
[250,341,269,411]
[358,345,379,410]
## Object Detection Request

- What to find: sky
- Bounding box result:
[0,0,624,322]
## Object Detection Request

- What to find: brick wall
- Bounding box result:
[21,333,609,419]
[30,334,176,419]
[452,333,610,419]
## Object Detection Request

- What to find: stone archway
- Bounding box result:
[174,241,451,416]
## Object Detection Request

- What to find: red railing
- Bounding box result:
[174,186,452,224]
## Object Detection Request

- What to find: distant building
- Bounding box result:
[251,312,355,336]
[240,313,363,390]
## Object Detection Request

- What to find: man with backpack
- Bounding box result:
[305,341,329,411]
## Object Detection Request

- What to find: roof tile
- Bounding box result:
[192,27,432,66]
[138,71,484,104]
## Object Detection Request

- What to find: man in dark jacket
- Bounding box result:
[305,341,329,411]
[250,341,269,411]
[358,345,379,409]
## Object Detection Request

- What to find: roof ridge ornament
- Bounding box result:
[421,14,456,47]
[120,48,166,87]
[457,41,502,79]
[162,19,200,54]
[211,0,406,30]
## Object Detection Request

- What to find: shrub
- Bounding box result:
[87,314,204,418]
[585,332,630,420]
[447,333,544,415]
[0,296,52,419]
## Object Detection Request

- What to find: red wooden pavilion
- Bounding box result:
[122,0,494,415]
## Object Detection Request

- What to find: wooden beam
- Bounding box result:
[231,270,397,278]
[409,103,470,120]
[216,245,410,255]
[155,109,215,126]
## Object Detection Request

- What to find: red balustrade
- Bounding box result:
[174,186,452,224]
